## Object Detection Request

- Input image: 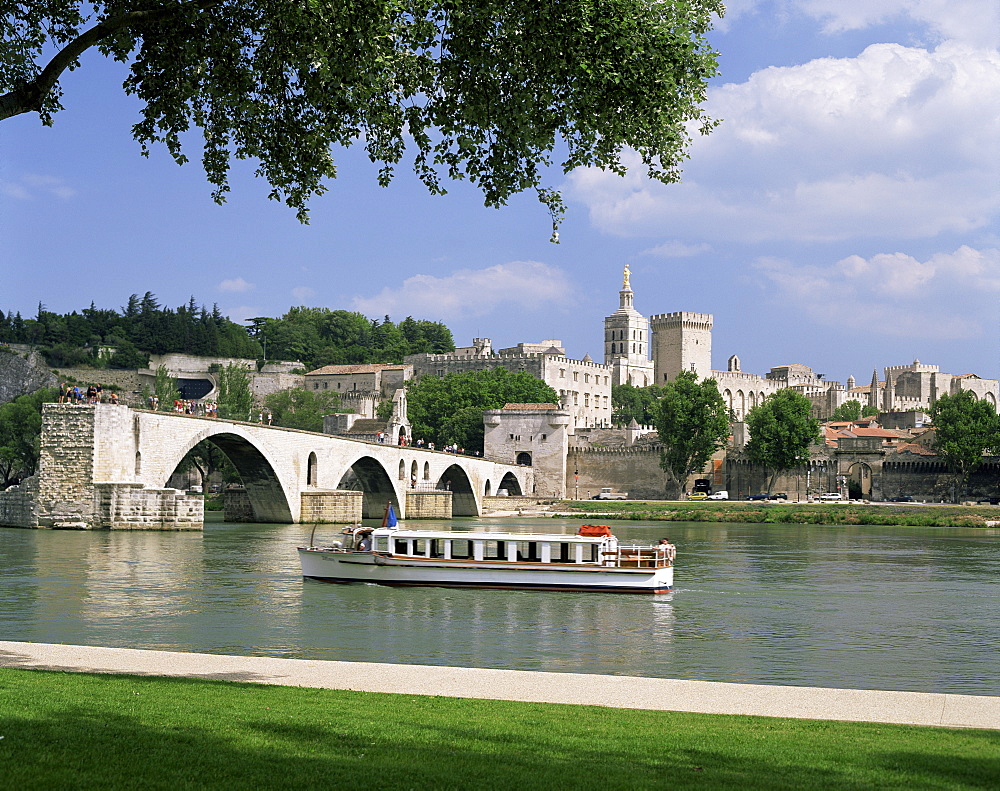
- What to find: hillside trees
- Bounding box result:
[1,1,723,228]
[0,295,260,362]
[652,372,730,498]
[406,369,558,453]
[930,391,1000,502]
[745,389,820,493]
[255,309,454,369]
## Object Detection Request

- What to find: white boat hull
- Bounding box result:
[299,549,673,594]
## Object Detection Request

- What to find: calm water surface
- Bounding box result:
[2,517,999,695]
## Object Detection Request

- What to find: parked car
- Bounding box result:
[768,492,788,500]
[593,487,628,500]
[888,495,913,502]
[747,493,769,501]
[819,492,843,501]
[688,491,708,500]
[706,490,729,500]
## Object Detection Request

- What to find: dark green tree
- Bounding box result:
[1,1,722,228]
[745,389,820,493]
[0,387,60,487]
[612,383,666,426]
[930,391,1000,503]
[406,369,558,453]
[652,372,730,498]
[263,388,343,432]
[830,399,862,422]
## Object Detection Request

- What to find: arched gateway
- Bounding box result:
[11,404,530,529]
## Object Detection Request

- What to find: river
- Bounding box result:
[2,517,998,695]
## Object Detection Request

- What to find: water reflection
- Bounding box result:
[1,518,998,694]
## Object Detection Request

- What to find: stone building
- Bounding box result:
[603,264,654,387]
[304,363,413,419]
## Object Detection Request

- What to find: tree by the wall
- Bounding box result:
[830,399,862,422]
[652,372,730,498]
[745,389,820,493]
[1,1,722,228]
[216,364,254,421]
[0,387,60,487]
[153,365,180,411]
[262,389,343,432]
[612,383,666,426]
[407,369,558,453]
[930,391,1000,502]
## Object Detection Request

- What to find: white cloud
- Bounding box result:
[569,43,1000,243]
[1,174,75,201]
[640,241,712,258]
[218,277,255,293]
[753,245,1000,339]
[351,261,575,321]
[798,0,1000,48]
[291,286,316,303]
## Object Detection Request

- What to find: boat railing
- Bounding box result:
[603,545,672,569]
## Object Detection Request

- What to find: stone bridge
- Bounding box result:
[2,404,532,529]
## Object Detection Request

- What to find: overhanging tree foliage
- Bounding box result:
[652,371,730,498]
[1,1,723,227]
[745,389,819,492]
[930,391,1000,503]
[406,368,558,453]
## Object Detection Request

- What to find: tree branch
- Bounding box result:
[0,0,222,122]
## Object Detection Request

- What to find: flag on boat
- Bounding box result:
[383,502,397,527]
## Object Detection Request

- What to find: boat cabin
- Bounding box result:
[366,528,672,569]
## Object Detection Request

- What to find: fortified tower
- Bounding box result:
[649,311,713,383]
[603,264,654,387]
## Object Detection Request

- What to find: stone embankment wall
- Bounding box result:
[405,490,452,519]
[0,347,58,404]
[300,490,364,523]
[567,446,667,500]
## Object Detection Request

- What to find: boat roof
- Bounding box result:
[371,527,614,543]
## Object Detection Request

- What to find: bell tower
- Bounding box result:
[603,264,654,388]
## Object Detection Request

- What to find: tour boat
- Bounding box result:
[298,523,675,594]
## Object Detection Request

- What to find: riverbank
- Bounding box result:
[550,500,1000,528]
[2,642,998,790]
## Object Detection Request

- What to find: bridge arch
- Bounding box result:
[338,455,402,520]
[498,471,523,496]
[438,463,477,516]
[167,429,294,523]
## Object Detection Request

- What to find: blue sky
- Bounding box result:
[3,0,999,386]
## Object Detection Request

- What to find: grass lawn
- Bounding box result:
[0,669,997,790]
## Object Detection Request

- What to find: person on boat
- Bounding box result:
[658,538,676,561]
[354,529,373,551]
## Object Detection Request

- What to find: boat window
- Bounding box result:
[556,543,573,563]
[414,539,426,556]
[394,539,408,555]
[482,540,506,560]
[450,539,471,559]
[428,539,445,558]
[515,541,540,562]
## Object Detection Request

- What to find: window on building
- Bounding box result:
[560,368,565,378]
[573,371,579,381]
[584,373,590,383]
[584,393,590,407]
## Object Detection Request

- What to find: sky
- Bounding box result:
[3,0,999,387]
